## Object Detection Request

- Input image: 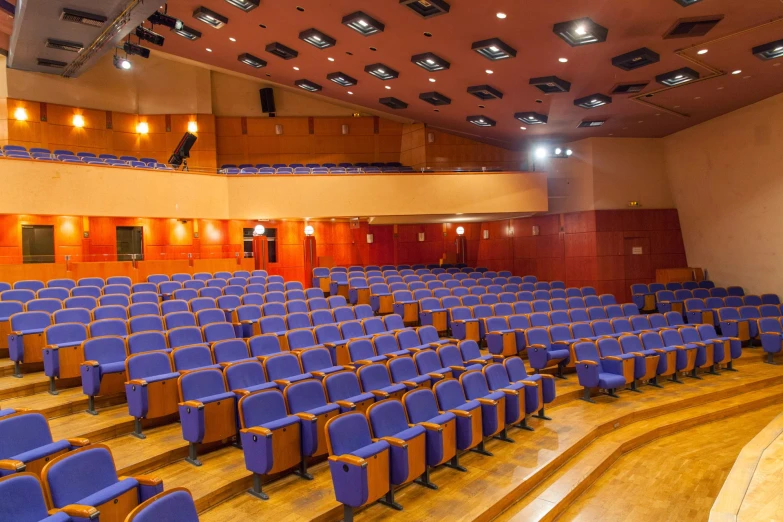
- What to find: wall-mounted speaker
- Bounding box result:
[260,87,276,116]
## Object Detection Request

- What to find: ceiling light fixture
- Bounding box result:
[731,69,742,75]
[379,97,408,109]
[485,69,494,74]
[656,67,700,86]
[327,72,358,87]
[400,0,451,18]
[171,24,202,40]
[467,115,496,127]
[553,17,608,46]
[574,93,612,109]
[295,79,322,92]
[472,38,517,60]
[752,39,783,60]
[612,47,660,71]
[266,42,299,60]
[192,6,228,29]
[496,12,507,19]
[385,85,391,89]
[328,57,335,62]
[558,57,568,63]
[419,91,451,106]
[299,28,337,49]
[342,11,385,36]
[411,52,450,72]
[224,0,259,12]
[697,49,708,55]
[429,78,436,82]
[206,48,212,52]
[515,112,548,125]
[365,63,399,80]
[535,147,547,159]
[529,76,571,94]
[467,85,503,100]
[238,53,266,68]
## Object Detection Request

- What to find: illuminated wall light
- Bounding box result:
[136,121,149,134]
[366,233,374,244]
[253,224,265,236]
[14,107,28,121]
[418,232,425,242]
[72,114,85,128]
[275,124,283,135]
[304,225,314,236]
[456,226,465,236]
[482,229,490,240]
[341,124,349,135]
[188,121,198,133]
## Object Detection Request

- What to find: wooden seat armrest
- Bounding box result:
[179,400,204,409]
[402,381,419,389]
[427,372,445,380]
[273,379,291,387]
[418,422,444,432]
[311,371,326,378]
[370,390,390,398]
[59,505,99,519]
[428,342,443,348]
[240,320,254,325]
[672,344,690,351]
[476,398,498,406]
[126,379,148,387]
[520,380,539,388]
[355,359,375,366]
[341,365,355,371]
[295,412,317,422]
[241,426,273,437]
[328,454,367,467]
[380,436,408,448]
[448,409,472,418]
[233,389,252,397]
[603,356,623,361]
[576,360,597,366]
[690,341,707,346]
[449,365,466,372]
[134,475,162,487]
[528,344,547,350]
[0,459,24,471]
[468,358,489,365]
[218,362,232,368]
[335,400,356,410]
[81,360,99,367]
[66,438,91,447]
[728,337,741,342]
[499,388,519,396]
[552,341,571,347]
[537,374,555,380]
[323,343,336,348]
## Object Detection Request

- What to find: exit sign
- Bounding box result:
[632,246,643,255]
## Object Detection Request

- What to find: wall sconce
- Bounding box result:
[188,121,198,133]
[14,107,28,121]
[456,226,465,236]
[532,225,540,236]
[72,114,85,128]
[342,124,349,135]
[483,229,489,240]
[366,233,374,244]
[304,225,314,236]
[427,132,435,143]
[136,121,149,134]
[253,224,265,236]
[275,124,283,135]
[418,232,425,242]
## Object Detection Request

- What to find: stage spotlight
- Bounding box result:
[566,149,573,156]
[113,55,132,70]
[124,41,150,58]
[135,25,165,46]
[148,11,184,30]
[535,147,547,159]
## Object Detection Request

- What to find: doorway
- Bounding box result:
[116,226,144,261]
[22,225,54,264]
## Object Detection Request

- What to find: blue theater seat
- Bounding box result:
[433,379,487,456]
[573,341,630,402]
[0,472,98,522]
[125,351,180,438]
[125,488,199,522]
[80,337,128,414]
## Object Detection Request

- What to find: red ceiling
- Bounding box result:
[155,0,783,146]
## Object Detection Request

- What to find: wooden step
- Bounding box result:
[0,385,126,419]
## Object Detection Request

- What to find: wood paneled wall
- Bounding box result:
[425,129,528,171]
[214,115,403,167]
[6,99,217,169]
[400,123,426,170]
[475,209,687,302]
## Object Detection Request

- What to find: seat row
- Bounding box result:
[222,166,415,175]
[654,290,778,313]
[221,161,405,169]
[631,282,778,312]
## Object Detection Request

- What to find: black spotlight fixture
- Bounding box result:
[672,0,703,5]
[578,120,606,128]
[467,85,504,100]
[148,11,183,30]
[342,11,385,36]
[574,94,612,109]
[135,26,165,46]
[295,79,322,92]
[364,63,399,80]
[611,82,649,94]
[655,67,699,86]
[123,41,150,58]
[472,38,517,60]
[514,112,548,125]
[467,115,496,127]
[265,42,299,60]
[299,28,336,49]
[192,6,228,29]
[411,52,450,72]
[172,24,202,40]
[400,0,450,18]
[753,39,783,61]
[529,76,571,94]
[224,0,259,12]
[553,17,608,46]
[380,97,408,109]
[238,53,266,68]
[45,38,84,53]
[419,92,451,106]
[327,72,358,87]
[612,47,660,71]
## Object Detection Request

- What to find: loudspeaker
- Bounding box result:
[168,132,198,167]
[260,87,276,115]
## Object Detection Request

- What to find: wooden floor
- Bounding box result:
[1,348,781,522]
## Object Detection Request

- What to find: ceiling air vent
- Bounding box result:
[578,120,606,128]
[45,39,84,53]
[612,48,660,71]
[37,58,68,68]
[419,91,451,106]
[611,82,649,94]
[380,97,408,109]
[60,8,107,27]
[664,16,723,39]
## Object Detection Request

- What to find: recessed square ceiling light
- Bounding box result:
[224,0,259,12]
[467,85,504,100]
[574,94,612,109]
[529,76,571,94]
[419,91,451,106]
[400,0,450,18]
[265,42,299,60]
[364,63,399,80]
[411,52,450,72]
[238,52,266,68]
[380,97,408,109]
[753,39,783,61]
[467,115,496,127]
[172,24,202,40]
[611,47,660,71]
[299,28,336,49]
[327,72,358,87]
[672,0,703,5]
[611,82,649,94]
[553,17,608,46]
[472,38,517,60]
[664,16,724,39]
[193,6,228,29]
[295,79,322,92]
[578,120,606,128]
[342,11,385,36]
[514,112,548,125]
[655,67,700,86]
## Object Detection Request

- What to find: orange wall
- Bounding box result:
[664,92,783,295]
[425,128,528,171]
